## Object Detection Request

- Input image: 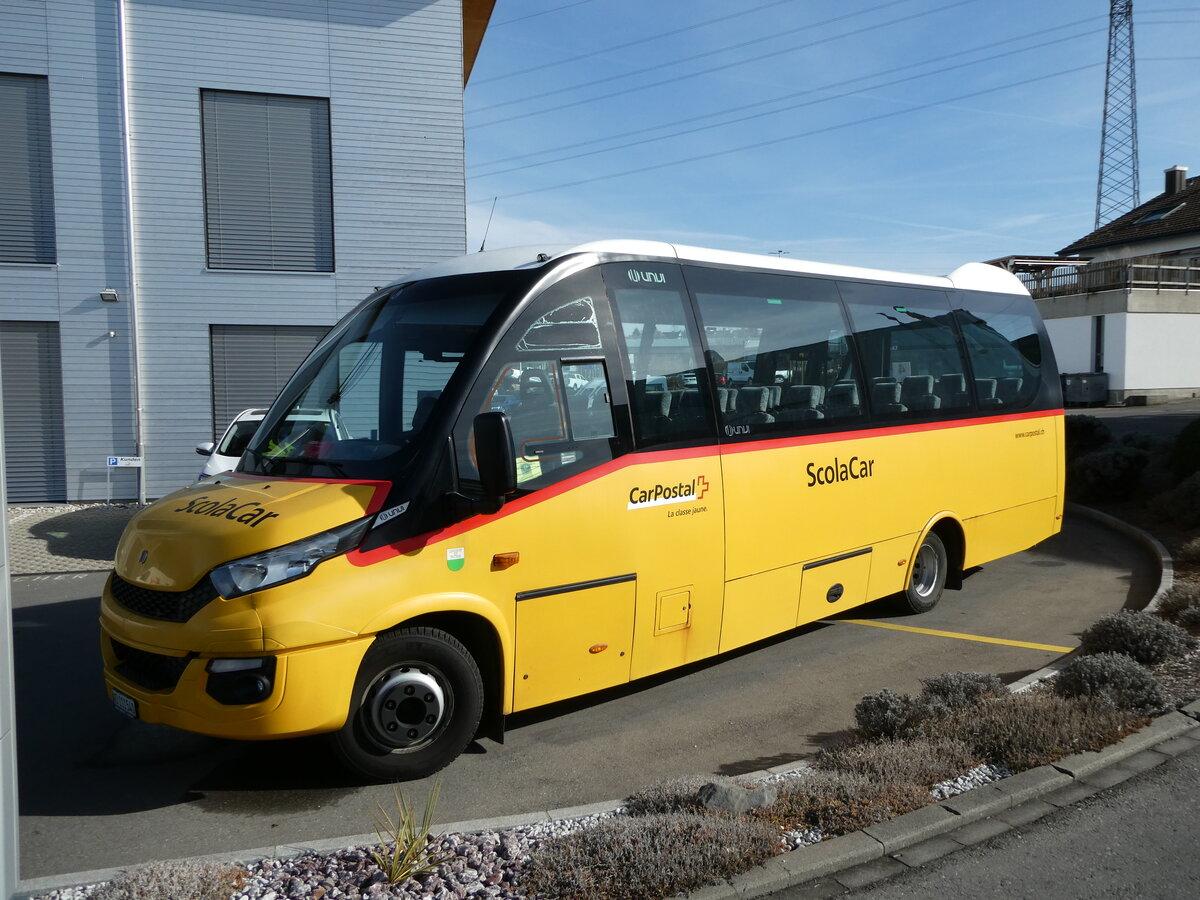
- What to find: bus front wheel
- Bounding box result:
[904,531,948,614]
[332,626,483,782]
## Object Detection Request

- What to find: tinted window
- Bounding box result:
[839,282,970,419]
[688,267,864,436]
[604,263,715,447]
[954,291,1044,410]
[456,267,621,492]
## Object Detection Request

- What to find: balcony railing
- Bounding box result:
[1022,259,1199,300]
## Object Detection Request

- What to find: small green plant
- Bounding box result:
[916,671,1009,716]
[1054,651,1167,714]
[525,812,778,900]
[1079,610,1197,665]
[1177,538,1200,565]
[88,861,246,900]
[371,777,453,885]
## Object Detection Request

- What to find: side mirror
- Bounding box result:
[473,411,517,511]
[195,441,215,457]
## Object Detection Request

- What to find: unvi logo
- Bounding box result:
[627,269,666,284]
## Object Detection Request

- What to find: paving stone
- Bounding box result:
[996,799,1058,828]
[862,804,958,854]
[1116,749,1170,773]
[1180,698,1200,720]
[937,785,1009,823]
[776,831,883,882]
[729,857,792,897]
[948,816,1012,847]
[1080,763,1139,790]
[1152,734,1200,757]
[892,836,962,868]
[992,765,1074,806]
[1041,781,1104,808]
[775,877,849,899]
[833,857,908,891]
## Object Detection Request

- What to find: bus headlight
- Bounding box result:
[211,517,371,599]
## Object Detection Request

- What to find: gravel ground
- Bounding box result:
[33,765,1011,900]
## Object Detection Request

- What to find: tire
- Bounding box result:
[331,626,483,782]
[904,531,948,614]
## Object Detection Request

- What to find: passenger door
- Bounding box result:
[602,263,725,680]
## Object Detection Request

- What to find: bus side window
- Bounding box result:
[838,283,970,419]
[603,264,715,448]
[453,268,622,494]
[686,266,864,436]
[953,292,1044,410]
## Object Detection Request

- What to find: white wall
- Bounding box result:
[1118,313,1200,391]
[1043,316,1094,374]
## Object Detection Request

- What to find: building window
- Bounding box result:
[201,90,334,272]
[0,73,56,265]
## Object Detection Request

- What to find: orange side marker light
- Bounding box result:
[492,552,520,570]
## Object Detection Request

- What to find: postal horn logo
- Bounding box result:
[628,475,709,510]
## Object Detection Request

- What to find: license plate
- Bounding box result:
[112,688,138,719]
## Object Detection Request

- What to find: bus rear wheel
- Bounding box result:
[904,531,948,614]
[332,626,483,782]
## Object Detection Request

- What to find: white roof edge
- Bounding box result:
[390,241,1028,295]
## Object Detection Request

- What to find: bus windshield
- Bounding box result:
[241,270,534,480]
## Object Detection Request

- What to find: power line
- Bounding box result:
[489,0,597,28]
[467,0,976,125]
[468,61,1104,205]
[474,0,801,85]
[470,18,1103,179]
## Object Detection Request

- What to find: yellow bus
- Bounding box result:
[101,241,1064,780]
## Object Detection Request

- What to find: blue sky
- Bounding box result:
[464,0,1200,275]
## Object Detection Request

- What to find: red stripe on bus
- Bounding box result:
[345,408,1063,567]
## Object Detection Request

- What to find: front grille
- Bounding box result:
[110,573,218,622]
[111,640,192,692]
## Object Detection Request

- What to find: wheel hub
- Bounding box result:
[912,544,940,598]
[365,666,446,749]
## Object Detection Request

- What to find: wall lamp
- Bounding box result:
[100,288,120,302]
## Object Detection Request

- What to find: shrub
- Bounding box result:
[89,862,246,900]
[755,772,931,836]
[1079,610,1197,665]
[1065,415,1113,459]
[623,774,754,816]
[1177,538,1200,565]
[524,812,778,900]
[854,674,1009,740]
[1168,417,1200,479]
[1054,651,1167,713]
[853,688,916,739]
[1156,583,1200,627]
[928,692,1144,772]
[1149,472,1200,528]
[915,672,1010,718]
[1066,445,1149,502]
[814,736,980,788]
[1120,431,1168,453]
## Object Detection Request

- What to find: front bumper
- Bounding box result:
[100,626,372,740]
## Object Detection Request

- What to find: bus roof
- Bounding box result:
[391,240,1028,296]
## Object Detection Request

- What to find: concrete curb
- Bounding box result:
[14,505,1185,899]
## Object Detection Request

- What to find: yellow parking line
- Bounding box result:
[821,618,1074,654]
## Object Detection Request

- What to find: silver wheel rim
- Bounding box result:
[912,543,941,598]
[364,665,449,750]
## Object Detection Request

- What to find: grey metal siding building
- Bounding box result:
[0,0,494,501]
